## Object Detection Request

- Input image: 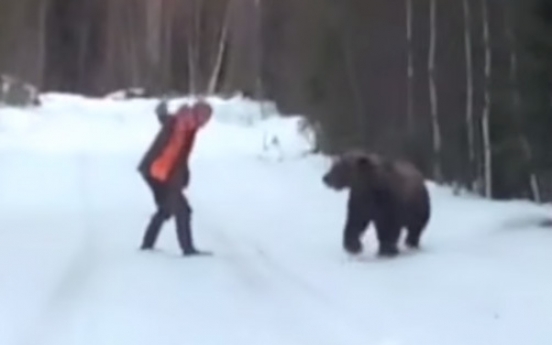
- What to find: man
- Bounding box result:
[137,98,213,256]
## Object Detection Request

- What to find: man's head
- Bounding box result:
[174,100,213,130]
[192,100,213,128]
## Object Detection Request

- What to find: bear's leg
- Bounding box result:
[405,188,430,249]
[405,224,423,249]
[342,191,373,255]
[342,209,370,255]
[374,211,401,257]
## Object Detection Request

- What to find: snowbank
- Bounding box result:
[0,93,313,160]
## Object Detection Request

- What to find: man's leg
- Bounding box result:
[141,210,170,250]
[140,176,172,250]
[174,192,202,255]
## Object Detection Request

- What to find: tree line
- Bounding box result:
[0,0,551,202]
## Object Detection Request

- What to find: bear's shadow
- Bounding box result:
[344,245,429,264]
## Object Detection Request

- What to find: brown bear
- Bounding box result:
[322,149,431,257]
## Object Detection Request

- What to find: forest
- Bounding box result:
[0,0,551,202]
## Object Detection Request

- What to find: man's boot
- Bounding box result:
[175,195,209,256]
[175,200,198,255]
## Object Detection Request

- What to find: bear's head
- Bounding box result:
[322,150,382,191]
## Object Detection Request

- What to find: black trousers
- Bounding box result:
[140,175,196,254]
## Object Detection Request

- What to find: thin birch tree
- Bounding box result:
[341,4,367,145]
[254,0,263,100]
[405,0,414,135]
[462,0,476,191]
[504,0,541,201]
[187,0,200,94]
[428,0,443,181]
[481,0,492,197]
[207,0,232,94]
[37,0,49,89]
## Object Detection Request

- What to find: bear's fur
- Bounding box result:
[322,149,431,257]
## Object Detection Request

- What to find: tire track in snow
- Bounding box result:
[195,197,340,345]
[199,219,270,293]
[204,226,341,345]
[244,239,378,344]
[196,205,371,345]
[18,232,97,345]
[17,154,98,345]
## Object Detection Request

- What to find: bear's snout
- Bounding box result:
[322,173,341,190]
[322,170,346,190]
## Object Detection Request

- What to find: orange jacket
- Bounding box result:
[150,108,198,182]
[138,101,212,186]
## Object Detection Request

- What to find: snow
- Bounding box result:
[0,93,551,345]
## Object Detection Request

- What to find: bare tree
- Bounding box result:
[37,0,49,89]
[504,1,540,202]
[207,0,232,94]
[161,0,174,89]
[481,0,492,197]
[428,0,443,181]
[462,0,475,190]
[405,0,414,134]
[187,0,200,94]
[145,0,162,73]
[253,0,263,100]
[341,4,367,145]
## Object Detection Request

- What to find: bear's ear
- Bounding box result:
[356,156,375,170]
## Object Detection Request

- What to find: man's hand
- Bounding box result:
[155,100,170,125]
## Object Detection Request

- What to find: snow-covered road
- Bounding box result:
[1,94,551,345]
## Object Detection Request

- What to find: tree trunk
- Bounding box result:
[77,11,90,88]
[187,0,198,94]
[207,0,232,94]
[161,0,173,90]
[341,21,367,146]
[37,0,49,89]
[530,174,541,203]
[254,0,263,100]
[195,0,202,92]
[481,0,492,198]
[145,0,162,88]
[462,0,475,190]
[405,0,414,135]
[428,0,442,181]
[504,0,540,202]
[125,2,140,86]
